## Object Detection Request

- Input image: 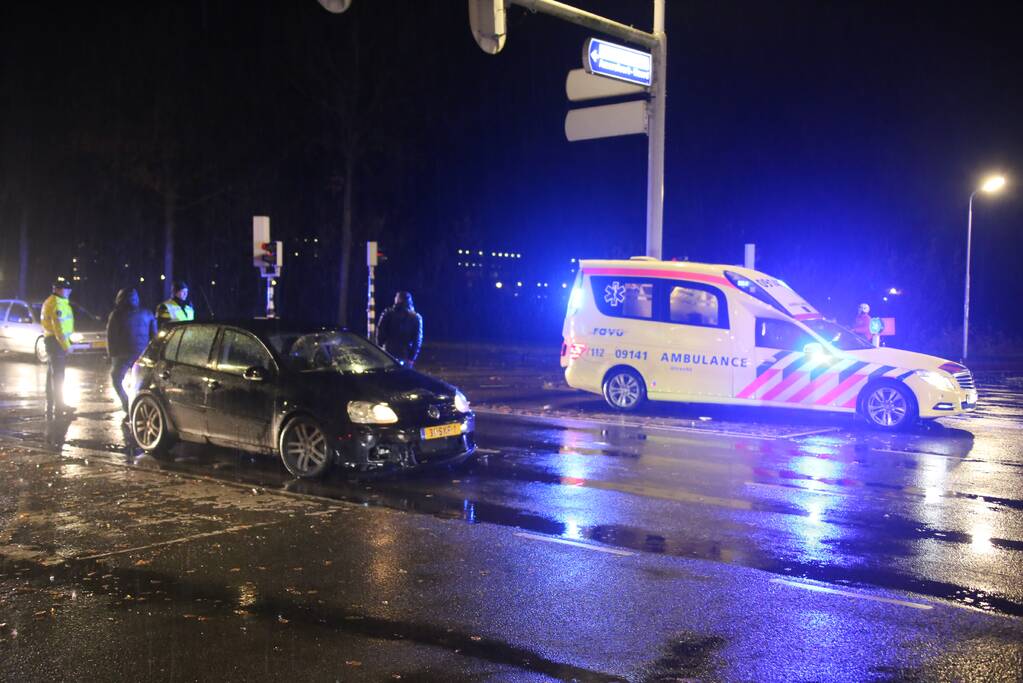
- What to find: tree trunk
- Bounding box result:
[163,187,177,298]
[17,205,29,299]
[337,153,355,326]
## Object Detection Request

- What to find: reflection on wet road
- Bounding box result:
[2,357,1022,621]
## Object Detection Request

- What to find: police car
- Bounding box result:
[560,258,977,430]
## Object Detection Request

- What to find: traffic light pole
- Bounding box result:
[502,0,667,259]
[265,277,277,319]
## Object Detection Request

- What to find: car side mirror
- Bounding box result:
[243,366,268,382]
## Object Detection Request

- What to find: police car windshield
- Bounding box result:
[804,319,874,351]
[270,331,397,374]
[724,271,788,316]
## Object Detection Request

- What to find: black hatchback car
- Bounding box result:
[128,320,475,478]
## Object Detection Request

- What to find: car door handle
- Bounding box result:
[158,370,171,380]
[206,378,221,390]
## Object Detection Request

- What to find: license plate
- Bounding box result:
[421,423,462,440]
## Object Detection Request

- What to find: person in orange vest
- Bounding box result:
[41,275,75,418]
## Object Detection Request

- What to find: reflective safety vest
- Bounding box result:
[157,299,194,323]
[42,294,75,350]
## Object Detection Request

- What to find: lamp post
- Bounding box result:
[963,174,1006,361]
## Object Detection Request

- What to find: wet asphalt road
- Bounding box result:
[1,352,1022,681]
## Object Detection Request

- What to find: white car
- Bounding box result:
[0,298,108,362]
[560,258,977,430]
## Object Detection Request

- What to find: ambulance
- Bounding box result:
[560,257,977,430]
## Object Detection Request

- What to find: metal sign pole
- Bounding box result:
[366,241,378,339]
[265,277,276,318]
[645,0,666,260]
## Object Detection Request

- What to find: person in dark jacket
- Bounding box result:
[376,291,423,367]
[106,288,157,415]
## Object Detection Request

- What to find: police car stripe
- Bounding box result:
[786,372,835,404]
[809,357,838,381]
[896,370,914,381]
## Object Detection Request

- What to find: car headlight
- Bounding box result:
[915,370,955,392]
[347,401,398,424]
[454,390,471,413]
[70,332,84,343]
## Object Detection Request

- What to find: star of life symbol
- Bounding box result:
[604,281,627,307]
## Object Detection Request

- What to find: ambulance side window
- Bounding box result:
[590,277,655,320]
[667,283,728,329]
[756,319,815,351]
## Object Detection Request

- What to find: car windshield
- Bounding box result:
[804,319,874,351]
[269,330,397,373]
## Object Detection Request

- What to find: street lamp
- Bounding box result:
[963,174,1007,360]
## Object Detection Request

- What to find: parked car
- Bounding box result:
[128,320,476,478]
[561,257,977,431]
[0,298,108,362]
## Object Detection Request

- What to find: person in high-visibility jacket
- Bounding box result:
[41,275,75,418]
[156,280,195,327]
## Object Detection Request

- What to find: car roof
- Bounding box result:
[174,319,349,336]
[577,257,774,282]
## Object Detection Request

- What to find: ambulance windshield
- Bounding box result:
[724,271,788,316]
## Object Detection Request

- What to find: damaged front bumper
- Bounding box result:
[338,414,476,472]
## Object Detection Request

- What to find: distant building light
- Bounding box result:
[139,276,145,282]
[888,287,901,295]
[495,281,503,289]
[516,281,522,287]
[160,274,166,280]
[570,258,576,263]
[271,279,277,286]
[883,296,889,302]
[211,280,217,286]
[544,282,549,288]
[491,252,496,256]
[294,251,299,257]
[477,250,483,256]
[72,257,78,263]
[562,283,568,288]
[536,282,542,287]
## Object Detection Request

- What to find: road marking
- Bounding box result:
[770,578,933,610]
[514,531,635,556]
[476,447,501,454]
[778,427,841,439]
[76,521,283,560]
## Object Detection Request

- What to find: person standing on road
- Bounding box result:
[852,303,872,338]
[106,287,157,418]
[376,291,423,368]
[156,280,194,328]
[41,276,75,418]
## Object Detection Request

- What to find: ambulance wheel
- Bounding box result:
[859,380,918,431]
[603,367,646,411]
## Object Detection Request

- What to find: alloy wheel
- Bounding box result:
[866,386,908,427]
[133,398,164,450]
[607,372,641,409]
[283,422,329,475]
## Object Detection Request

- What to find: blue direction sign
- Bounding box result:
[583,37,652,88]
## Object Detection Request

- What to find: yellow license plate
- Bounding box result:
[421,423,462,440]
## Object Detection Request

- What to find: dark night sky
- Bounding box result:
[2,1,1022,354]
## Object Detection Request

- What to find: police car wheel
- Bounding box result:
[860,381,917,431]
[279,417,333,479]
[603,368,646,411]
[131,395,175,455]
[35,337,48,364]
